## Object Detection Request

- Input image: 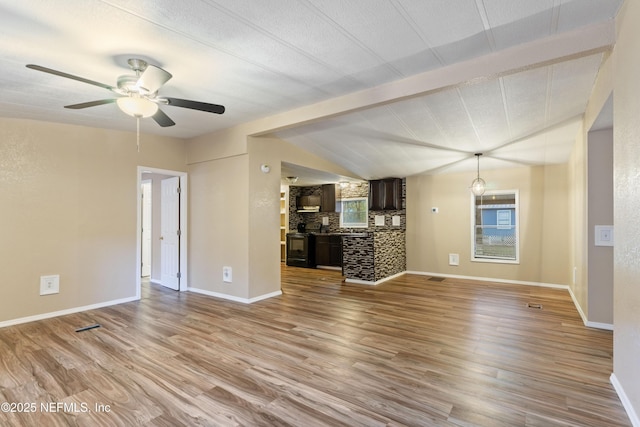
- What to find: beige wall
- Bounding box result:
[186,131,360,300]
[246,136,359,298]
[587,128,614,325]
[568,125,588,315]
[188,154,251,299]
[406,164,570,286]
[612,0,640,419]
[568,46,615,326]
[0,118,186,324]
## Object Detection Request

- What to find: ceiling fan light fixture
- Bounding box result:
[117,96,158,118]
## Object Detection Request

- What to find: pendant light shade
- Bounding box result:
[471,153,486,196]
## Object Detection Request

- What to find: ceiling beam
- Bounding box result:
[245,20,615,137]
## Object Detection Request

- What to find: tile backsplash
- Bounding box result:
[288,180,406,232]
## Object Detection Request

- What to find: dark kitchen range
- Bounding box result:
[286,222,323,268]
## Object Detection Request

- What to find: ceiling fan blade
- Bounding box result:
[165,97,225,114]
[136,65,172,94]
[152,108,175,127]
[64,99,117,109]
[26,64,115,91]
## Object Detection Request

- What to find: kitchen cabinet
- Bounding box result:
[321,184,336,212]
[296,195,321,210]
[369,178,402,210]
[315,235,342,267]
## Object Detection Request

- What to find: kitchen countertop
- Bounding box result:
[311,232,370,237]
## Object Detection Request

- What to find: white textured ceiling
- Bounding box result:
[0,0,622,184]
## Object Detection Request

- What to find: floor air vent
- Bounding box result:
[75,323,101,332]
[428,277,446,282]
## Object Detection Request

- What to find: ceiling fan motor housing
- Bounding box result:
[117,75,140,94]
[127,58,148,73]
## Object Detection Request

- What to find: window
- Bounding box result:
[471,190,519,263]
[340,197,368,228]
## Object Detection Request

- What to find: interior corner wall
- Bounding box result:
[568,49,614,326]
[568,128,588,318]
[0,118,187,324]
[406,164,570,286]
[612,0,640,420]
[587,128,614,325]
[186,129,250,300]
[245,135,360,299]
[186,129,358,302]
[246,137,283,299]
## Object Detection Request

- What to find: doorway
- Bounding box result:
[136,167,188,298]
[141,179,152,278]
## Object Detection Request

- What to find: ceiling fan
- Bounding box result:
[26,58,225,127]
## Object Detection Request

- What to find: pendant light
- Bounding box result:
[471,153,486,196]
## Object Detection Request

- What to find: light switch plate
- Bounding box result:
[595,225,614,246]
[448,254,459,266]
[375,215,385,226]
[222,266,232,283]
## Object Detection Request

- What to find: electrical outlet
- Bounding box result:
[448,254,459,266]
[222,266,232,283]
[40,275,60,295]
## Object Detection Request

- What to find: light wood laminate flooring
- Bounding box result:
[0,266,631,426]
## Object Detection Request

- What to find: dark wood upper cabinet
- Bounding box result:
[321,184,336,212]
[296,195,321,209]
[369,178,402,211]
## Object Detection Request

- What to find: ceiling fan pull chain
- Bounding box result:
[136,116,140,152]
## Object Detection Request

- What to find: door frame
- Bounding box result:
[141,179,152,278]
[136,166,188,297]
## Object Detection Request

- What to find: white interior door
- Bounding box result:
[141,180,152,277]
[160,176,180,290]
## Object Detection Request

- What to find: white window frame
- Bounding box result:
[339,197,369,228]
[470,189,520,264]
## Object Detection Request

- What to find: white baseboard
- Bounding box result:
[566,285,614,331]
[584,320,614,330]
[345,271,406,286]
[406,270,568,289]
[344,278,376,285]
[187,287,282,304]
[406,270,615,331]
[611,373,640,427]
[0,296,140,329]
